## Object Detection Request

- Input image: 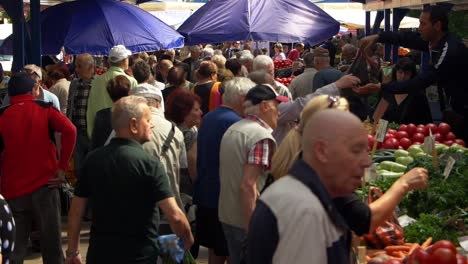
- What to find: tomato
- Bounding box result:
[407,123,417,136]
[434,133,444,142]
[456,254,468,264]
[438,122,451,135]
[409,247,432,264]
[426,123,438,134]
[387,129,398,135]
[412,133,425,143]
[431,248,457,264]
[399,124,408,132]
[444,140,454,146]
[385,132,395,139]
[416,126,428,136]
[383,137,399,149]
[399,138,412,149]
[454,139,465,147]
[383,260,403,264]
[445,132,456,141]
[396,131,409,140]
[368,134,375,148]
[428,240,457,255]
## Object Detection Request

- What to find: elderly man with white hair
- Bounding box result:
[239,50,254,75]
[253,55,292,99]
[66,96,193,264]
[194,77,256,264]
[218,84,288,264]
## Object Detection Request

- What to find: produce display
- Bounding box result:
[367,239,468,263]
[273,59,293,70]
[95,67,107,75]
[363,119,468,263]
[274,76,295,87]
[367,123,465,151]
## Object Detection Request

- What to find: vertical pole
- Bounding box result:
[384,9,391,62]
[30,0,42,66]
[365,11,371,36]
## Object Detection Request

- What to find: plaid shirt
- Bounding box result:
[66,78,92,132]
[245,115,275,170]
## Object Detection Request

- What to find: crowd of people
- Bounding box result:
[0,4,466,264]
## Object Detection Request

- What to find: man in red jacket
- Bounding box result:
[0,72,77,264]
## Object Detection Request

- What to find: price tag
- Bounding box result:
[375,119,388,142]
[423,135,435,154]
[443,156,456,180]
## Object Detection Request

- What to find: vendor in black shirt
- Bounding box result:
[373,57,432,125]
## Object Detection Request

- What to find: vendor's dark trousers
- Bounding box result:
[74,130,89,179]
[8,186,64,264]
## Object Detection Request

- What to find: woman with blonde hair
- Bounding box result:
[271,95,349,180]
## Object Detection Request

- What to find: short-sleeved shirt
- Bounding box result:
[76,137,173,263]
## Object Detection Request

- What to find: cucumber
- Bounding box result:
[380,171,404,178]
[380,161,407,173]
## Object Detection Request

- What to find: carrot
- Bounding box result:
[421,237,432,249]
[366,255,372,262]
[370,250,387,257]
[405,243,416,246]
[408,244,420,255]
[385,245,411,253]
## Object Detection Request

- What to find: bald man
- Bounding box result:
[247,109,371,264]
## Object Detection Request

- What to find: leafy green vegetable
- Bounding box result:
[403,214,463,245]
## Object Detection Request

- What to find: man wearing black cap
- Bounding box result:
[218,84,287,264]
[0,72,77,264]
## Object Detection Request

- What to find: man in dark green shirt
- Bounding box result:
[66,96,194,264]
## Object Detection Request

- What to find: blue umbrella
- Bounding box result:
[33,0,183,55]
[178,0,340,46]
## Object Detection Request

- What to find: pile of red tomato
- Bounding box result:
[273,59,293,70]
[379,240,467,264]
[368,123,465,150]
[95,68,107,75]
[274,76,295,87]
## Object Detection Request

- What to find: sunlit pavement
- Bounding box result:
[24,218,209,264]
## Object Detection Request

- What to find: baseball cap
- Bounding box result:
[245,84,289,105]
[131,83,165,112]
[8,72,36,96]
[108,45,132,63]
[23,64,42,79]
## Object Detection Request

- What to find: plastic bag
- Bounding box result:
[340,49,382,120]
[362,187,405,249]
[158,234,196,264]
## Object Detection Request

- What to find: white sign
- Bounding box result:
[443,156,456,180]
[375,119,389,142]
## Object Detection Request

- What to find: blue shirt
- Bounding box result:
[2,87,60,111]
[194,106,241,208]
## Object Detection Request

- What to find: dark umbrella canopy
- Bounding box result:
[178,0,340,46]
[8,0,184,55]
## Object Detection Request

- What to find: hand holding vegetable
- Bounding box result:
[398,167,428,192]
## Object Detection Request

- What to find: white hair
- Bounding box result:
[222,77,256,105]
[212,54,227,69]
[253,55,273,71]
[213,49,223,56]
[203,47,214,57]
[243,100,261,116]
[111,96,148,130]
[239,52,254,64]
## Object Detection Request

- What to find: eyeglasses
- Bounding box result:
[21,69,39,77]
[327,95,340,109]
